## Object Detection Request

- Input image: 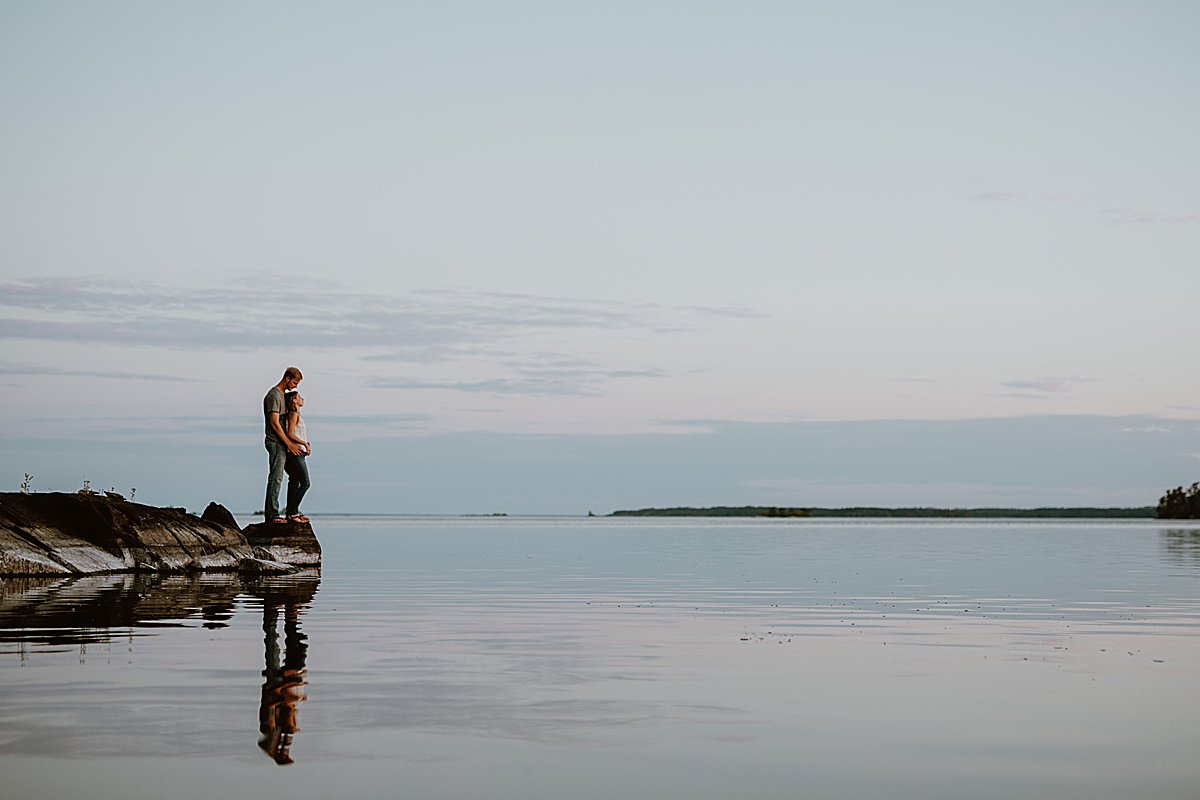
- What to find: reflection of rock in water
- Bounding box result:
[0,571,319,646]
[0,573,236,646]
[1,569,319,764]
[1161,529,1200,568]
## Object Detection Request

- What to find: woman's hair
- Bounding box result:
[284,391,299,412]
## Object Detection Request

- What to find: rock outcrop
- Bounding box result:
[0,492,321,576]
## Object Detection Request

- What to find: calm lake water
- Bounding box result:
[2,517,1199,799]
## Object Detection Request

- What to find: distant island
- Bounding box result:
[609,506,1157,518]
[1157,483,1200,519]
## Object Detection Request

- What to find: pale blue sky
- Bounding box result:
[1,2,1197,512]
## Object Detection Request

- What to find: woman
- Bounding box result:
[282,391,311,524]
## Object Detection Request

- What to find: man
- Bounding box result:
[264,367,304,523]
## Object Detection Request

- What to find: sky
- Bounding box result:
[2,1,1198,514]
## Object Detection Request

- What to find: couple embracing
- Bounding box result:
[263,367,312,524]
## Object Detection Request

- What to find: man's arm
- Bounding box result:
[283,410,310,455]
[269,412,303,456]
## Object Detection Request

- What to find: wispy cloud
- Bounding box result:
[674,304,767,320]
[648,418,740,433]
[968,190,1026,203]
[19,411,432,442]
[372,366,667,397]
[319,412,432,428]
[372,378,590,396]
[2,413,1192,511]
[1001,376,1093,399]
[0,278,755,355]
[362,344,507,365]
[967,186,1198,226]
[0,277,732,399]
[0,361,197,382]
[21,414,256,440]
[1099,208,1200,225]
[1004,378,1074,394]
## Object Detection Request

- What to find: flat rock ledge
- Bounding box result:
[0,492,321,576]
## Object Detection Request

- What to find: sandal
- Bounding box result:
[287,514,310,523]
[270,517,288,524]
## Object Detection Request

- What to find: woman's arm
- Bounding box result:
[285,411,310,454]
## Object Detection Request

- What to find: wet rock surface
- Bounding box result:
[0,492,321,576]
[243,520,322,567]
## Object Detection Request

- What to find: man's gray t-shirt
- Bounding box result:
[264,388,286,442]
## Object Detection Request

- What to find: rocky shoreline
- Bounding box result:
[0,492,321,576]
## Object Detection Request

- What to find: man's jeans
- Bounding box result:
[264,437,288,521]
[285,455,311,516]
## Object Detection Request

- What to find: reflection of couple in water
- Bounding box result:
[258,601,309,765]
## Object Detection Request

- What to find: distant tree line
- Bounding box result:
[1157,484,1200,519]
[611,506,804,517]
[761,506,810,517]
[611,506,1156,519]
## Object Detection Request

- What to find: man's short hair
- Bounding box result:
[283,367,303,380]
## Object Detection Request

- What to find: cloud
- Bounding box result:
[648,417,743,433]
[291,414,1200,512]
[4,414,1193,512]
[372,366,666,397]
[0,276,749,405]
[372,378,596,396]
[362,344,506,365]
[966,186,1199,226]
[1002,376,1092,397]
[18,411,432,442]
[674,304,768,320]
[1100,208,1200,226]
[0,361,197,382]
[968,190,1026,203]
[319,412,432,428]
[0,277,754,355]
[1004,378,1072,394]
[19,414,255,441]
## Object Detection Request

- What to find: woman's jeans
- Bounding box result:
[284,454,311,516]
